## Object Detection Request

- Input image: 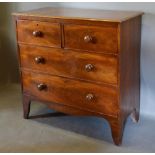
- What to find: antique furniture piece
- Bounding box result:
[13,7,143,145]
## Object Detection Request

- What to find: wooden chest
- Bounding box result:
[13,7,143,145]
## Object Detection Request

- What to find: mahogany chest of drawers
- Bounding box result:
[13,7,143,145]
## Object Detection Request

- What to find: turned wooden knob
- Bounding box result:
[34,56,44,64]
[85,64,94,72]
[32,31,42,37]
[86,93,94,101]
[37,83,47,91]
[84,35,93,43]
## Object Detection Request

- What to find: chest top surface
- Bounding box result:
[13,7,143,22]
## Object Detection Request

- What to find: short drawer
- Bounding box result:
[17,20,61,48]
[22,71,119,116]
[19,45,118,85]
[64,24,118,53]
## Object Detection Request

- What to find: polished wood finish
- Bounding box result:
[64,24,118,53]
[19,45,118,85]
[17,20,61,48]
[13,7,143,145]
[13,7,143,22]
[119,16,142,123]
[22,70,119,116]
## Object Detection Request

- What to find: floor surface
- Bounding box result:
[0,84,155,152]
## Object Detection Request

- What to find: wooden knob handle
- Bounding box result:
[85,64,94,72]
[33,31,42,37]
[84,35,93,43]
[86,93,94,101]
[34,56,44,64]
[37,83,47,91]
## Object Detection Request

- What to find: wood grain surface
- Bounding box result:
[19,44,118,85]
[22,70,119,116]
[17,20,61,48]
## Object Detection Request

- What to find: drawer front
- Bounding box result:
[19,45,118,85]
[64,24,118,53]
[17,20,61,47]
[22,71,119,116]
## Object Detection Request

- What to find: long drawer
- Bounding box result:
[19,45,118,85]
[22,71,119,116]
